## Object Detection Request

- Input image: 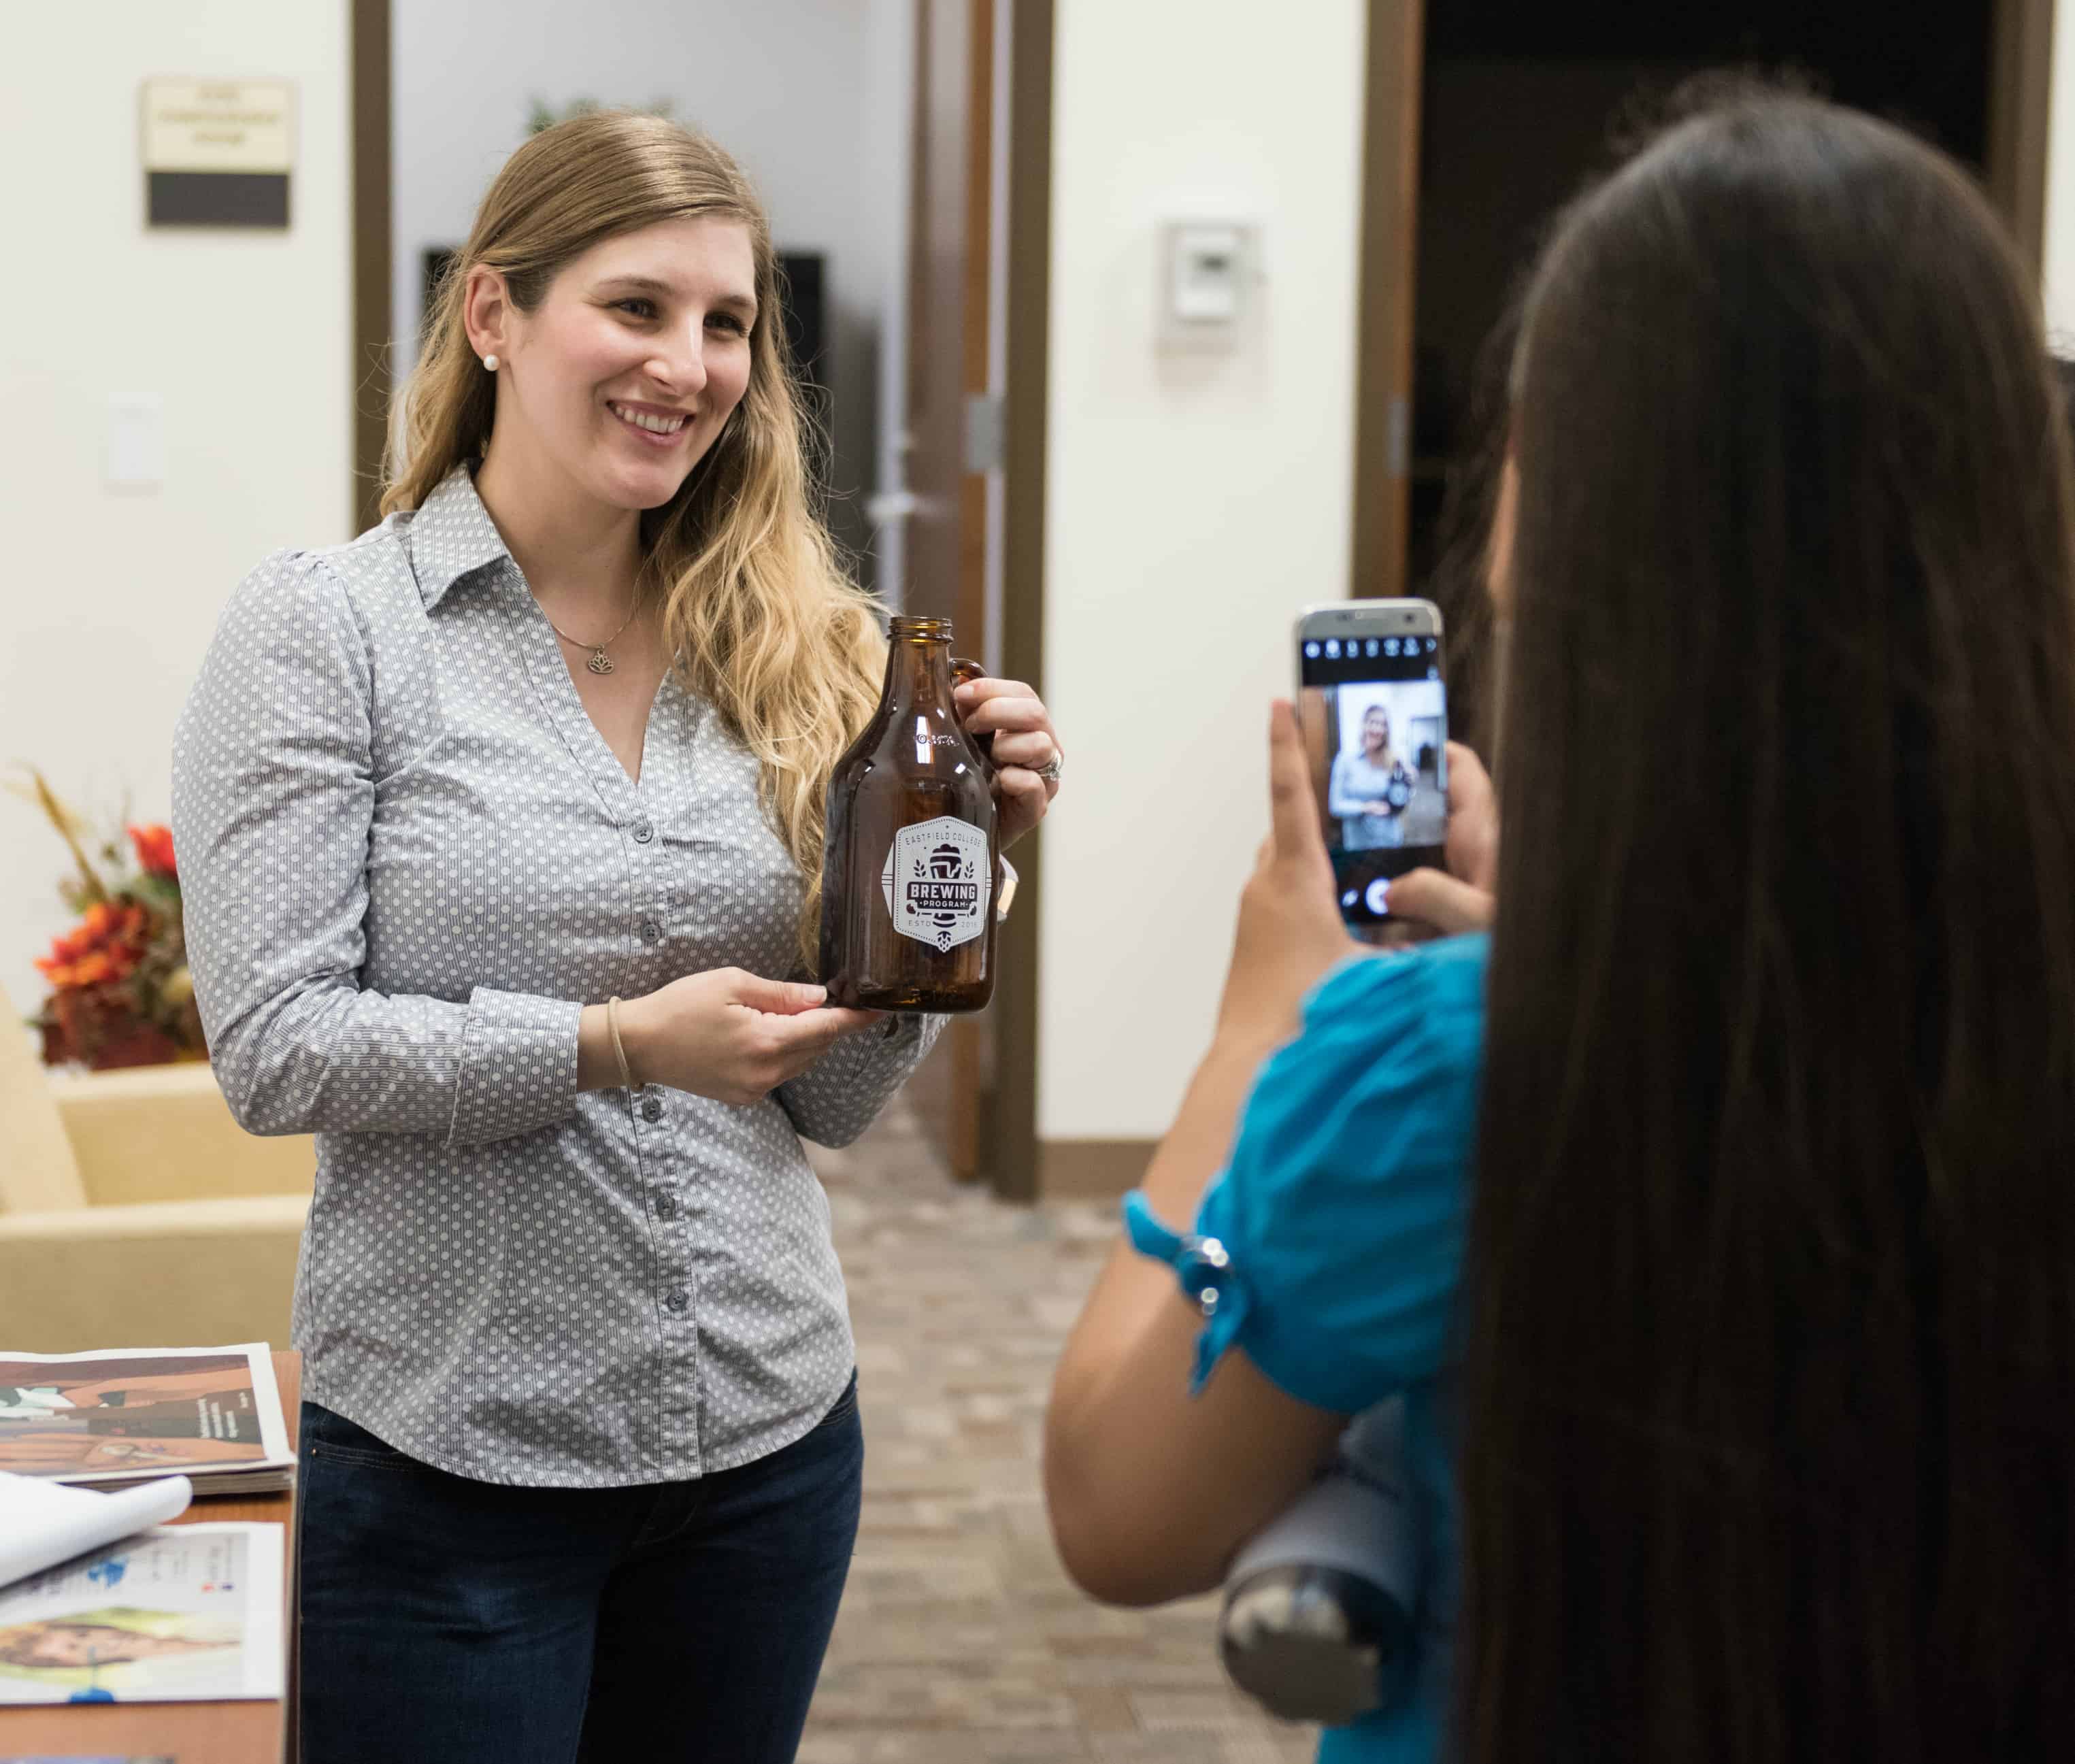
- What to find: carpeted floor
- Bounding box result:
[799,1095,1318,1764]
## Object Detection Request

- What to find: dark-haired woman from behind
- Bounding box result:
[1047,90,2075,1764]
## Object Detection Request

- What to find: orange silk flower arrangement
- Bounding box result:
[14,769,204,1069]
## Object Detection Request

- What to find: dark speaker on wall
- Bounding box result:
[422,248,457,337]
[776,252,827,389]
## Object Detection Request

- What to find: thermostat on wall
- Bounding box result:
[1161,222,1256,351]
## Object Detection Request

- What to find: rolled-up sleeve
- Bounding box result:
[172,552,581,1144]
[777,1012,946,1148]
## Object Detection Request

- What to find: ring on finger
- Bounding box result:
[1034,746,1064,784]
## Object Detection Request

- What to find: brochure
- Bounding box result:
[0,1346,293,1493]
[0,1473,193,1589]
[0,1523,284,1705]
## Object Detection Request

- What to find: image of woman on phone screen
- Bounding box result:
[1329,701,1418,850]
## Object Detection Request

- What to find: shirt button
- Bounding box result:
[632,819,654,844]
[641,1095,663,1122]
[655,1193,679,1220]
[640,920,663,944]
[665,1288,688,1312]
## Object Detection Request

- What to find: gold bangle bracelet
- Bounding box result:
[606,995,635,1092]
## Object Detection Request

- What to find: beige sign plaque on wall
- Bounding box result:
[142,79,296,228]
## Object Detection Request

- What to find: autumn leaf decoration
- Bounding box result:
[8,765,205,1069]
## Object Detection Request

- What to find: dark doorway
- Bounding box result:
[1404,3,2006,595]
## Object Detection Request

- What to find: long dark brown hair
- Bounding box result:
[1460,93,2075,1763]
[1422,290,1521,756]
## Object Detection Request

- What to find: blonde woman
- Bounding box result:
[1328,701,1416,850]
[173,114,1062,1764]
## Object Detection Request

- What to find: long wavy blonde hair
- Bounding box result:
[384,111,886,963]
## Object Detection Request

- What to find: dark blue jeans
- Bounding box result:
[295,1374,863,1764]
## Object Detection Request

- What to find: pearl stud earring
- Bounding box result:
[483,354,499,372]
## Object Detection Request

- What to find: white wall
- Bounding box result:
[391,0,910,578]
[0,3,351,1026]
[1037,0,1370,1142]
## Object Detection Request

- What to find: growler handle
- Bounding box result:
[950,656,995,771]
[950,655,1013,917]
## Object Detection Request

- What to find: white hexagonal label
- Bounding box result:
[879,815,991,951]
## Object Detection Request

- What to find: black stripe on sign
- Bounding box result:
[148,171,290,228]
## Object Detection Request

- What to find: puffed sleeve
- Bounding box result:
[173,551,582,1144]
[1125,935,1487,1414]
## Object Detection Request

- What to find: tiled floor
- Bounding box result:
[799,1096,1318,1764]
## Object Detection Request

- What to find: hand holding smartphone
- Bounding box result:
[1292,599,1448,929]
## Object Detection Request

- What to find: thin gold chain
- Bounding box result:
[543,597,638,654]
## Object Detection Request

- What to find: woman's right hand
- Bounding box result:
[1386,741,1498,935]
[614,969,882,1107]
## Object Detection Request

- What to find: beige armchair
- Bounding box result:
[0,982,313,1352]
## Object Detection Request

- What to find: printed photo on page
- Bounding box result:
[0,1522,284,1705]
[0,1346,292,1491]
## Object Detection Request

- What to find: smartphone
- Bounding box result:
[1293,599,1448,927]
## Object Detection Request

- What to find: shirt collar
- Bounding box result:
[407,465,515,612]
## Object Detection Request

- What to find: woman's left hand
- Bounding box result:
[953,676,1063,850]
[1217,700,1368,1049]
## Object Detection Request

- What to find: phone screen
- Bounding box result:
[1299,631,1448,925]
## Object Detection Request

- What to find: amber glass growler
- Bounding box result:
[820,617,998,1012]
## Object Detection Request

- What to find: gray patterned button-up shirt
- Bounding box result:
[173,467,941,1487]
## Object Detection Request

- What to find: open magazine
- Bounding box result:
[0,1346,293,1493]
[0,1522,284,1705]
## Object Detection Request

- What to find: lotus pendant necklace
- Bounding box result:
[544,597,639,675]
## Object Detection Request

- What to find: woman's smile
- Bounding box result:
[606,399,693,448]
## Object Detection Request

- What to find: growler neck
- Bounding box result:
[882,617,957,715]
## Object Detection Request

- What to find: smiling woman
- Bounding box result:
[477,233,758,501]
[388,114,877,953]
[171,108,1062,1764]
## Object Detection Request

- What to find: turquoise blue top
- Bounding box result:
[1125,934,1488,1764]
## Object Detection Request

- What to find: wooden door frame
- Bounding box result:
[351,0,392,535]
[900,0,1001,1187]
[988,0,1053,1204]
[1349,0,1425,602]
[1987,0,2055,279]
[901,0,995,652]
